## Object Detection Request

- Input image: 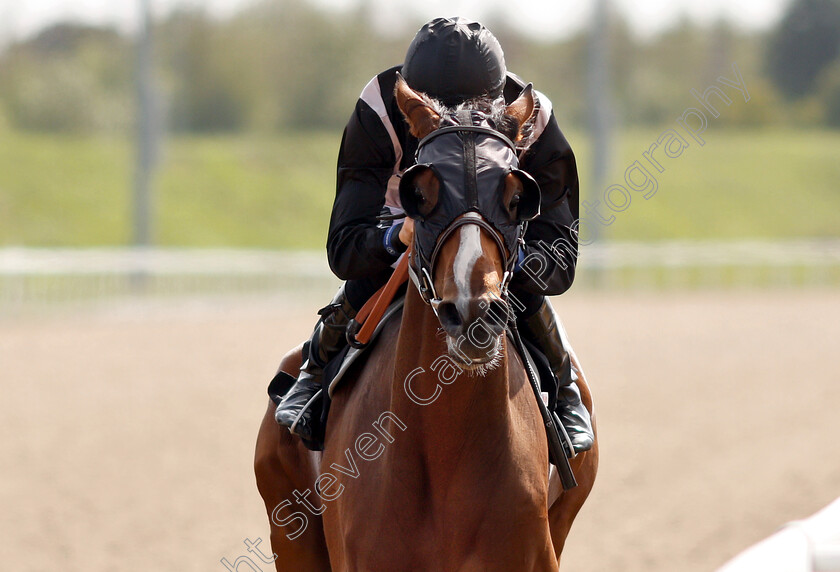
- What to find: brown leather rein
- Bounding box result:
[346,248,410,348]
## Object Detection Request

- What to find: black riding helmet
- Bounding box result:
[402,17,506,107]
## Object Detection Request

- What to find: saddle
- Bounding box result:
[267,297,577,488]
[268,253,411,449]
[267,297,405,449]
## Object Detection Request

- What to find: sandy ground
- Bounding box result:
[1,289,839,571]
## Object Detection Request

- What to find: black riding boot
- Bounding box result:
[520,299,594,455]
[275,286,357,441]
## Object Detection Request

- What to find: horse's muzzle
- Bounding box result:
[436,296,508,366]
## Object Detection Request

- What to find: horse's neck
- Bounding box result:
[389,287,513,463]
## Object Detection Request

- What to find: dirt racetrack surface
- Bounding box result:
[1,289,839,571]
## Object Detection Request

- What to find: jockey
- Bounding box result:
[274,17,594,455]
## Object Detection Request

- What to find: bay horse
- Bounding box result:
[254,77,598,571]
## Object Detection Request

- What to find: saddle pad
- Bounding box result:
[327,297,405,398]
[267,298,404,406]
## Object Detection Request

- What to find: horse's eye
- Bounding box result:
[508,194,521,211]
[414,187,425,204]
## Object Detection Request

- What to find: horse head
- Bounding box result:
[395,75,541,370]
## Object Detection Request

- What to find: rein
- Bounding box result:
[347,251,410,348]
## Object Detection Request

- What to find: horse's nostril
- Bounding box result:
[437,302,462,331]
[486,299,511,329]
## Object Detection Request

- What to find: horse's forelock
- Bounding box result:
[442,96,539,148]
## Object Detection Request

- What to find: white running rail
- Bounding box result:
[1,240,839,313]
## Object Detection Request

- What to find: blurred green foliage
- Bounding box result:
[0,0,838,134]
[817,60,840,127]
[0,24,131,133]
[1,0,839,248]
[766,0,840,100]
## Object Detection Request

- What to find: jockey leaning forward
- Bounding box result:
[274,17,594,455]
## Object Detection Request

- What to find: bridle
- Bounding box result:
[399,110,540,317]
[410,213,516,317]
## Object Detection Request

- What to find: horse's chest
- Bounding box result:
[325,465,551,569]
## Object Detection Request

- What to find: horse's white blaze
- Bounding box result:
[453,216,483,320]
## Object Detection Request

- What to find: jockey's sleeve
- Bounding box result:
[511,112,580,296]
[327,96,402,281]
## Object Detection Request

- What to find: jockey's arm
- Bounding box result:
[327,97,405,281]
[511,112,580,297]
[326,78,580,294]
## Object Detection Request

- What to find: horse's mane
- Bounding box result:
[423,94,540,149]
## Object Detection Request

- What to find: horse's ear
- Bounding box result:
[395,73,440,140]
[504,84,535,141]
